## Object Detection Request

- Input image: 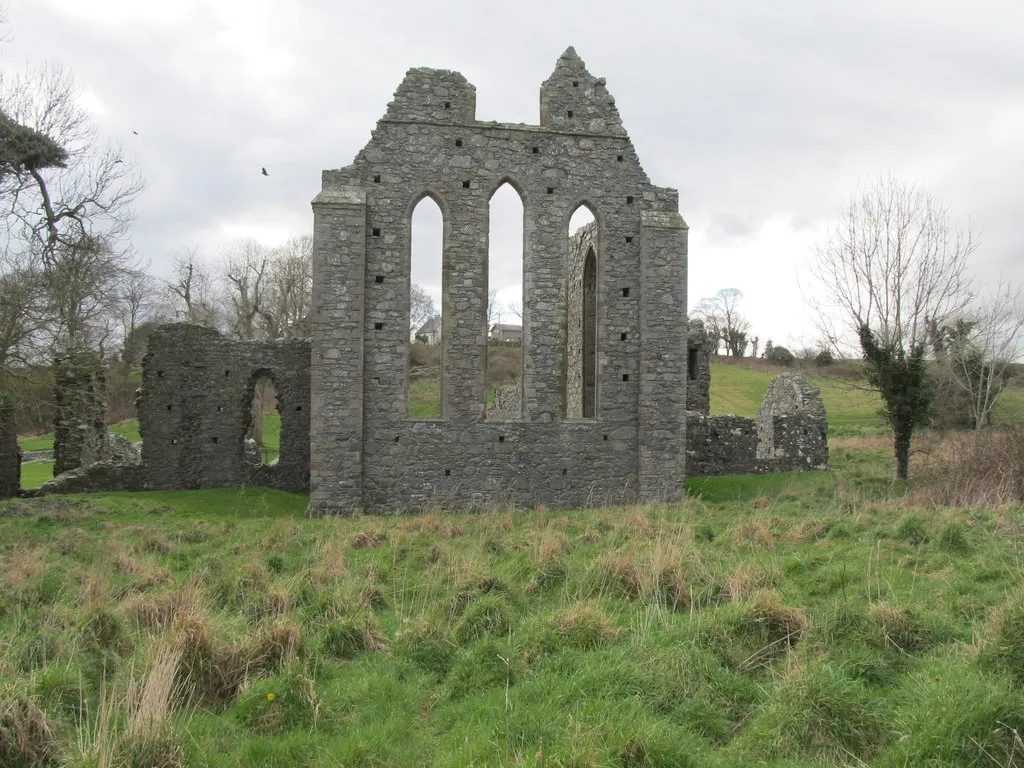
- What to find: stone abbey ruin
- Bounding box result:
[5,48,828,510]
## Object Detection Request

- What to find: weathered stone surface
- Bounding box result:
[755,372,828,470]
[686,319,711,414]
[686,372,829,476]
[486,384,522,421]
[137,324,310,492]
[310,47,688,513]
[0,395,19,499]
[52,349,107,475]
[24,460,148,497]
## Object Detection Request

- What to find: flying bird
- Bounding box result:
[261,167,269,176]
[132,130,138,136]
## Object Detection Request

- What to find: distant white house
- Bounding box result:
[415,316,442,345]
[489,323,522,344]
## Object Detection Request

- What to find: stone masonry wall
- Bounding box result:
[52,349,107,475]
[686,372,828,476]
[0,394,19,499]
[310,47,689,513]
[686,319,711,414]
[138,324,310,492]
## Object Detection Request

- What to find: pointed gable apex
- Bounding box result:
[539,47,627,136]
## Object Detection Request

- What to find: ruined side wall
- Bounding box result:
[686,319,711,414]
[52,350,107,475]
[138,325,310,492]
[310,48,688,513]
[687,372,829,477]
[0,394,19,498]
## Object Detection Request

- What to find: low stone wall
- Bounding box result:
[686,372,829,477]
[52,349,107,475]
[23,460,148,497]
[0,395,19,499]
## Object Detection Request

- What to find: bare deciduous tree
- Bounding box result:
[410,283,435,338]
[693,288,750,357]
[262,235,312,338]
[811,176,978,479]
[933,282,1024,431]
[165,246,219,328]
[220,238,270,342]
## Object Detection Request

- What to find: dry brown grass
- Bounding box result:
[0,691,58,767]
[723,520,776,551]
[909,427,1024,508]
[737,591,808,671]
[349,529,386,549]
[868,602,931,653]
[725,562,782,601]
[785,518,832,544]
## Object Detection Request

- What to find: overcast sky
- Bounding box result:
[5,0,1023,348]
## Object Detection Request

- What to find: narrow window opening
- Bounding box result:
[171,439,178,445]
[687,348,698,381]
[224,370,230,377]
[532,146,539,154]
[486,182,524,420]
[454,138,462,147]
[572,81,579,87]
[462,180,471,189]
[373,174,381,183]
[562,468,568,476]
[498,435,505,443]
[166,404,172,411]
[444,101,451,109]
[247,372,279,466]
[410,196,443,419]
[622,288,630,297]
[617,155,624,162]
[374,322,384,330]
[568,205,598,419]
[295,406,303,412]
[626,196,634,205]
[212,436,218,444]
[372,228,380,237]
[603,434,608,441]
[375,275,385,284]
[620,332,628,341]
[444,468,451,476]
[625,236,633,244]
[622,373,630,382]
[547,187,554,194]
[567,110,573,118]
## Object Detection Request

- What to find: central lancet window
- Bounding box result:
[567,204,598,418]
[486,181,524,419]
[409,195,444,419]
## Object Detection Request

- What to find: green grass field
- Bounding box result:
[18,418,142,452]
[3,441,1024,766]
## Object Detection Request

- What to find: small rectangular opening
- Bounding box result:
[212,437,218,444]
[603,434,608,441]
[374,275,384,283]
[547,187,554,194]
[562,468,568,476]
[617,155,624,162]
[622,288,630,297]
[625,236,633,244]
[296,405,303,412]
[374,322,384,330]
[498,435,505,443]
[532,146,539,154]
[372,228,381,237]
[444,469,451,477]
[622,374,630,382]
[394,436,400,443]
[462,180,470,188]
[626,196,634,205]
[166,404,172,411]
[444,101,451,109]
[217,405,223,412]
[572,81,579,87]
[620,332,627,341]
[688,348,698,381]
[567,110,573,118]
[171,439,178,445]
[224,370,230,377]
[455,138,462,147]
[373,174,381,183]
[157,370,164,378]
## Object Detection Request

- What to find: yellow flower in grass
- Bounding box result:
[266,692,276,702]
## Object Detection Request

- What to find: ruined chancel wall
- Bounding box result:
[0,395,18,499]
[310,47,689,513]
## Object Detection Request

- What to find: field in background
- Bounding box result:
[3,440,1024,766]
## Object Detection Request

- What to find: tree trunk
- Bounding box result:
[893,420,912,480]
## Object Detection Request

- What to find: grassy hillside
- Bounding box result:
[3,441,1024,766]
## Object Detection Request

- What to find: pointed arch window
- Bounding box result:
[409,195,444,419]
[486,182,525,419]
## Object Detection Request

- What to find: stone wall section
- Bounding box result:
[52,349,108,475]
[138,325,310,492]
[486,383,522,421]
[686,372,828,476]
[0,394,19,499]
[686,319,711,414]
[309,47,688,513]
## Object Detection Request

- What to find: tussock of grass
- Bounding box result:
[0,690,59,767]
[548,601,622,649]
[321,614,386,659]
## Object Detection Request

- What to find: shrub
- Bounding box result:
[814,348,834,367]
[767,346,795,366]
[911,427,1024,507]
